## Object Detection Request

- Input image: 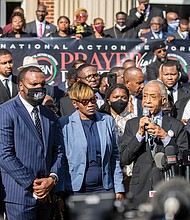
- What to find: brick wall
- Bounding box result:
[39,0,55,24]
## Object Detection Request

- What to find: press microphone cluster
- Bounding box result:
[154,145,178,180]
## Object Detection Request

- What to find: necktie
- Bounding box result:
[127,96,134,113]
[39,23,43,38]
[4,79,11,98]
[32,107,43,141]
[168,88,174,102]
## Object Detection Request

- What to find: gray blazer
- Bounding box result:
[25,20,57,37]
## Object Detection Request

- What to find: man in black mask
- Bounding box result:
[146,41,189,83]
[0,66,63,220]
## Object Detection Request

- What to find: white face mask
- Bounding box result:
[116,24,126,31]
[168,20,179,31]
[180,30,189,38]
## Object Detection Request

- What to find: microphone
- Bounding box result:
[154,152,165,170]
[165,145,177,178]
[142,107,150,143]
[182,149,190,183]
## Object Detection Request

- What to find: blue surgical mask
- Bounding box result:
[168,20,179,31]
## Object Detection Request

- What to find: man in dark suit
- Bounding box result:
[175,95,190,123]
[140,16,172,41]
[0,66,63,220]
[25,4,56,38]
[123,67,144,117]
[126,0,164,36]
[146,41,189,83]
[121,80,188,207]
[159,60,190,104]
[0,49,18,105]
[0,49,18,218]
[174,19,190,40]
[104,11,137,38]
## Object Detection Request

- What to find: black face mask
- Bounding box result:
[110,99,128,115]
[26,87,46,107]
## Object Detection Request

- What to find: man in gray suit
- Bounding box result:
[25,4,56,37]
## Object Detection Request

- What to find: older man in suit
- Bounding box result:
[121,80,189,207]
[0,66,63,220]
[25,4,56,38]
[0,49,18,104]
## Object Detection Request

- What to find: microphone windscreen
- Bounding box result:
[142,107,150,117]
[182,149,190,166]
[154,152,165,169]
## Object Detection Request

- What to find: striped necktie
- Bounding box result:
[32,107,43,141]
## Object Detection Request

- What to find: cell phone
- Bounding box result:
[108,73,117,86]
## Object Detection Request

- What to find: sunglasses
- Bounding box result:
[157,49,167,54]
[73,96,97,106]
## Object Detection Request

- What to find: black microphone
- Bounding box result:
[142,107,150,143]
[182,149,190,183]
[165,145,177,178]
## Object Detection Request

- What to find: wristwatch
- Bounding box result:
[49,174,58,185]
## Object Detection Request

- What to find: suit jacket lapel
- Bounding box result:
[12,75,18,97]
[71,111,87,152]
[0,80,10,99]
[95,112,106,158]
[14,96,44,147]
[40,106,50,156]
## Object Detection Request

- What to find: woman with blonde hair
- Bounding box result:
[56,81,124,198]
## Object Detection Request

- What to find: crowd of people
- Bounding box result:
[0,0,190,40]
[1,0,190,220]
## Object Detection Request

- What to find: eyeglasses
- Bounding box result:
[157,49,167,54]
[78,73,100,81]
[73,96,97,106]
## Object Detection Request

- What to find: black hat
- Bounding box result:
[152,41,166,52]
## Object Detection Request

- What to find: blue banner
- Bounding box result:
[1,38,189,85]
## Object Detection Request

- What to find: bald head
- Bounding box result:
[166,12,179,22]
[124,67,143,81]
[124,67,144,96]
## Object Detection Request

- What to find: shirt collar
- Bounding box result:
[0,74,12,82]
[19,93,40,115]
[36,19,46,26]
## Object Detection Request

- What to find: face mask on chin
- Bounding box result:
[179,30,189,38]
[116,24,126,31]
[110,99,128,114]
[23,85,46,107]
